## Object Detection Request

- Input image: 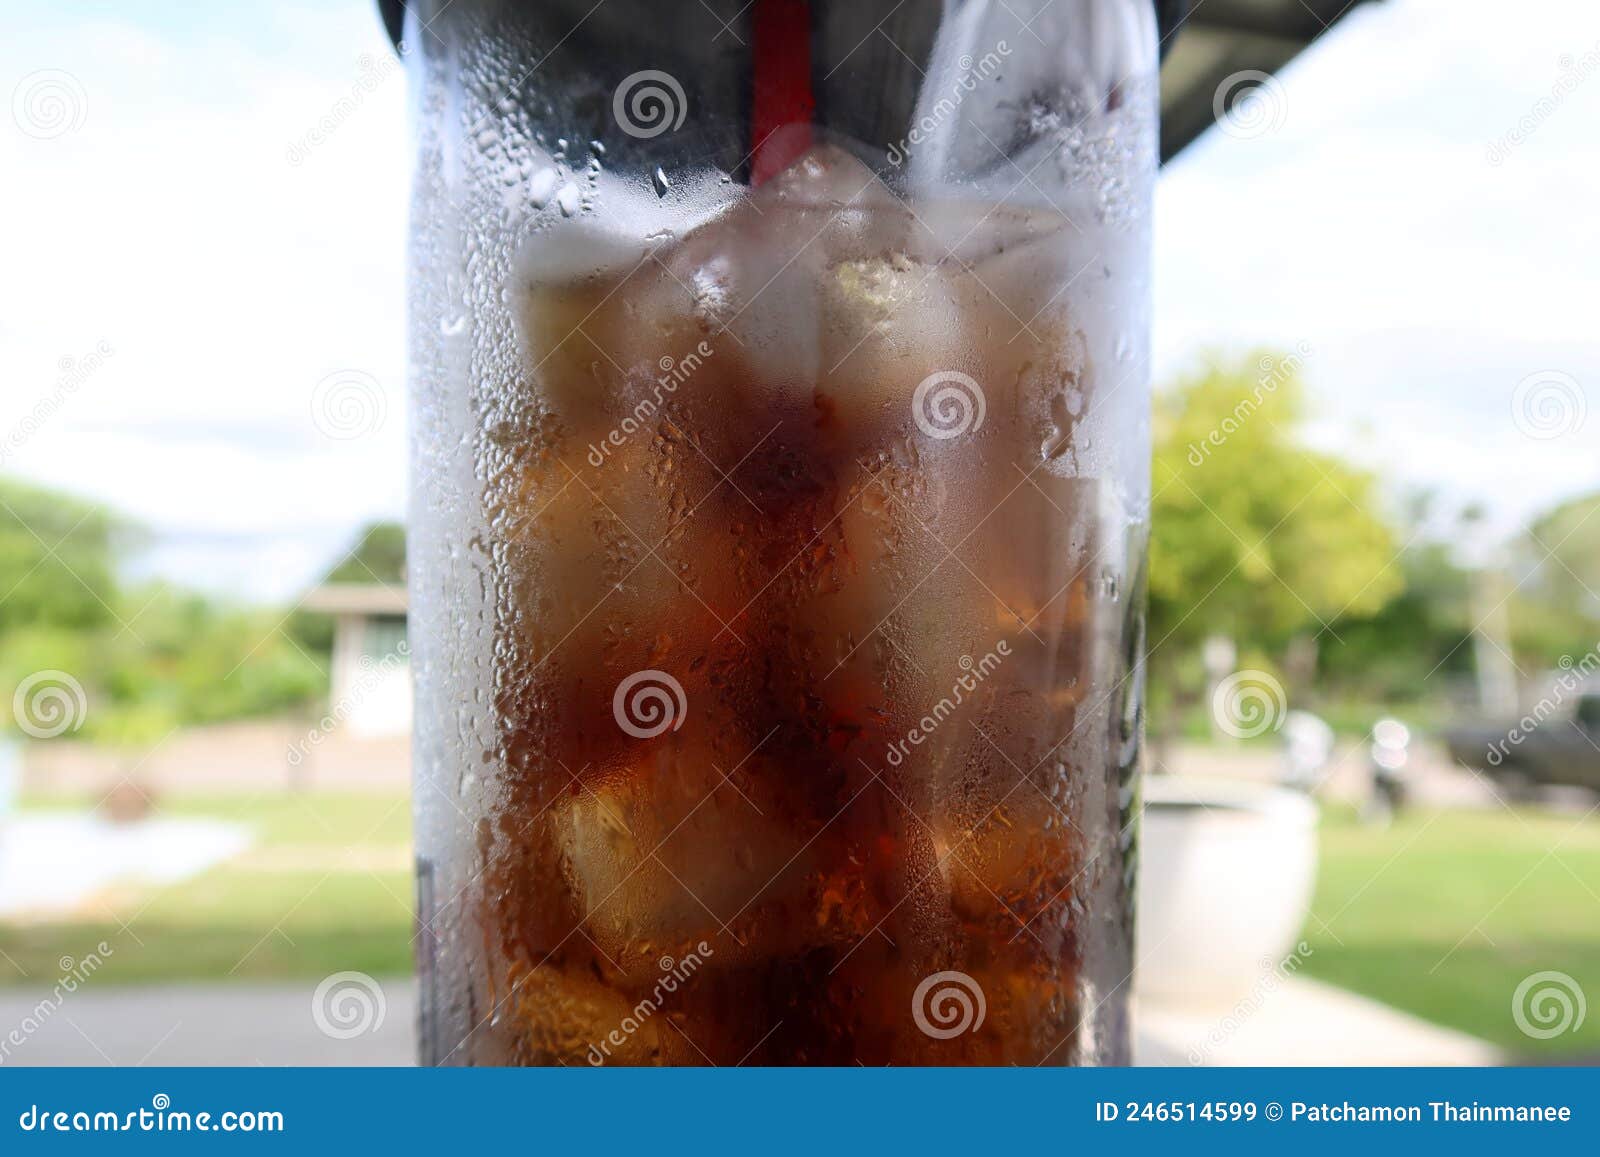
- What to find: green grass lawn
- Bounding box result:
[4,791,1597,1061]
[0,793,415,986]
[1302,804,1600,1059]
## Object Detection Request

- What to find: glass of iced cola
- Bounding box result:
[401,0,1156,1065]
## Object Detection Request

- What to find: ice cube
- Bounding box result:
[932,790,1078,927]
[493,435,757,780]
[554,736,821,981]
[906,198,1072,273]
[816,253,972,453]
[664,206,825,403]
[756,141,901,219]
[507,961,664,1065]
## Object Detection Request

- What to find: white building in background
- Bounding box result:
[302,583,411,738]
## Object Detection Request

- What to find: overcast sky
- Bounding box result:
[2,0,1596,603]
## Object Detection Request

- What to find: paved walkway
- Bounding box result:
[0,983,415,1067]
[1138,977,1502,1066]
[0,977,1497,1067]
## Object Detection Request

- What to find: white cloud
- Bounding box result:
[1155,0,1600,534]
[1,2,406,603]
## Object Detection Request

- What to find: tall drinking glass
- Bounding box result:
[401,0,1155,1065]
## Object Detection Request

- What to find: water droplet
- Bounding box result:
[1099,569,1120,602]
[440,314,466,337]
[652,167,672,197]
[556,182,581,216]
[529,167,560,208]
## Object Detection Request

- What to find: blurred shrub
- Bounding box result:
[0,478,327,745]
[0,477,128,633]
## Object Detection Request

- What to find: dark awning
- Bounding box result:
[1159,0,1378,162]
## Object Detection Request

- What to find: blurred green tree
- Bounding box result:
[0,477,326,743]
[324,521,406,586]
[0,477,127,634]
[1148,353,1404,730]
[1320,491,1476,708]
[100,585,325,729]
[1508,491,1600,665]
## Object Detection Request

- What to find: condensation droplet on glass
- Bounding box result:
[556,182,581,216]
[440,314,466,336]
[1098,568,1119,602]
[529,167,560,208]
[652,167,672,197]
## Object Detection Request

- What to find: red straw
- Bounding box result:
[750,0,814,185]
